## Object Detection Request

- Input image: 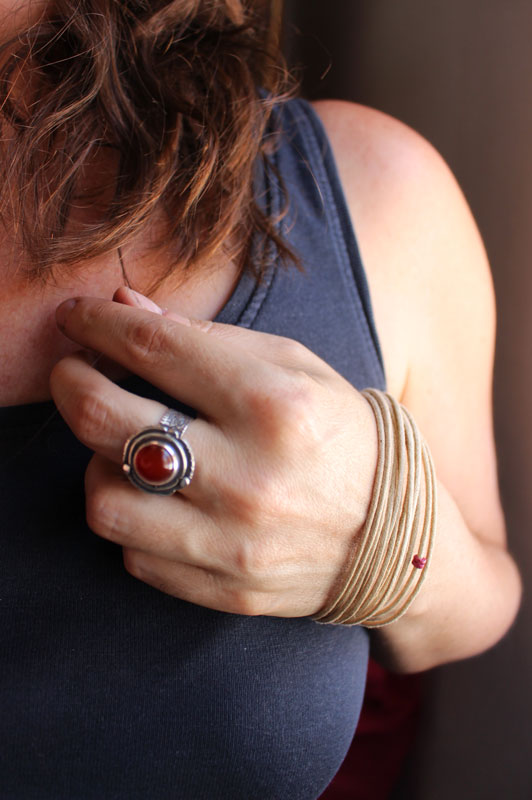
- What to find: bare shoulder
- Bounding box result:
[312,99,504,544]
[312,99,494,398]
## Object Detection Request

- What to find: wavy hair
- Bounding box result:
[0,0,296,285]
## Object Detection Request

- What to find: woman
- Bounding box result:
[0,1,521,798]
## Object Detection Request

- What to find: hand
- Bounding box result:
[51,288,378,617]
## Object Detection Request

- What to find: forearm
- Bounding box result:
[369,480,522,674]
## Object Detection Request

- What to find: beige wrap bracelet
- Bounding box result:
[312,389,437,628]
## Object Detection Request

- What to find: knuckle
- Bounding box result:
[225,588,265,617]
[246,371,318,446]
[73,390,114,444]
[122,548,143,579]
[278,376,318,437]
[230,538,271,580]
[124,317,172,366]
[239,382,269,422]
[276,336,310,363]
[188,317,214,335]
[85,481,123,541]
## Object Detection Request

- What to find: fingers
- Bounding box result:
[56,296,278,420]
[113,285,317,369]
[50,351,222,502]
[122,548,268,616]
[50,352,168,463]
[85,455,220,566]
[50,290,350,620]
[86,456,276,618]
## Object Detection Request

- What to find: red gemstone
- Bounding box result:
[412,555,427,570]
[134,444,175,483]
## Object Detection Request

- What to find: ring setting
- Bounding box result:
[122,410,195,495]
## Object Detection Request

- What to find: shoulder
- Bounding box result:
[313,101,504,544]
[311,98,473,239]
[311,99,495,402]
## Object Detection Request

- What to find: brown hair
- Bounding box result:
[0,0,296,286]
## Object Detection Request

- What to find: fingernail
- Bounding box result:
[122,287,163,314]
[56,298,78,329]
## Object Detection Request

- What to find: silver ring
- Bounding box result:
[122,408,195,495]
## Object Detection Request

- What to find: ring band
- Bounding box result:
[122,409,195,495]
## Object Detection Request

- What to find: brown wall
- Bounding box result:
[283,2,532,797]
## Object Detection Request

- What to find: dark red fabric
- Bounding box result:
[319,659,424,800]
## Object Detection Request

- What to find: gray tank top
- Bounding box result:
[0,98,385,800]
[218,99,384,390]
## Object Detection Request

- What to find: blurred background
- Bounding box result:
[277,1,532,798]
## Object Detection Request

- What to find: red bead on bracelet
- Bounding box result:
[412,555,427,569]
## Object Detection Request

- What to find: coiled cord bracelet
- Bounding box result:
[312,389,437,628]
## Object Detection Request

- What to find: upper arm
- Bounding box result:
[313,99,505,548]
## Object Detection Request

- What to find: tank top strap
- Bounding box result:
[245,97,386,392]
